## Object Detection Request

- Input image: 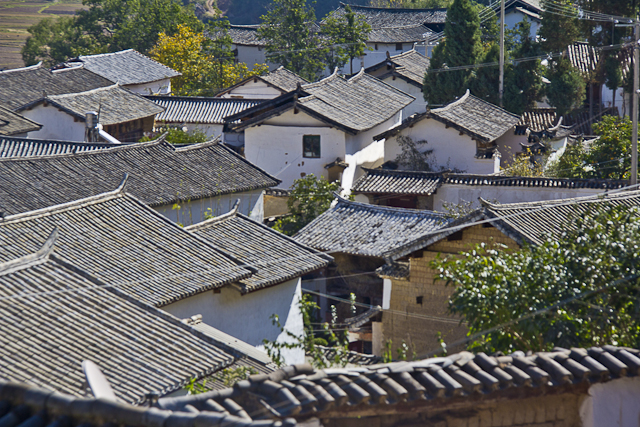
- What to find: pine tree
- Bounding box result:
[423,0,482,105]
[545,57,586,115]
[258,0,326,81]
[538,0,580,53]
[503,19,544,115]
[322,5,371,74]
[470,43,500,106]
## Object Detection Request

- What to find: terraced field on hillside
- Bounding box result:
[0,0,83,69]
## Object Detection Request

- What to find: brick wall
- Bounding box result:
[321,391,583,427]
[382,225,519,356]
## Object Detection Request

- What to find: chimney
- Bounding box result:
[85,111,98,142]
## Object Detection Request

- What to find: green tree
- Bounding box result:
[503,19,544,115]
[544,139,589,179]
[273,174,340,236]
[423,0,482,105]
[258,0,326,80]
[603,52,623,113]
[22,0,202,66]
[149,22,268,96]
[140,126,209,144]
[22,16,100,67]
[545,57,585,115]
[470,43,500,105]
[434,204,640,354]
[322,5,371,74]
[538,0,579,53]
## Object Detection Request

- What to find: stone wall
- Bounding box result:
[382,224,519,356]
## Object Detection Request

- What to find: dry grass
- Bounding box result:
[0,0,84,69]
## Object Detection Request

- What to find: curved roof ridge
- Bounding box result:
[303,67,340,89]
[47,82,120,99]
[0,228,58,275]
[185,201,240,231]
[78,49,134,59]
[339,2,447,12]
[483,187,640,210]
[364,167,446,176]
[334,194,449,217]
[432,89,470,113]
[0,62,42,74]
[0,137,165,163]
[1,183,128,225]
[348,67,366,81]
[173,136,222,152]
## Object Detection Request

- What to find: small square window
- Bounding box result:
[416,296,423,305]
[303,135,321,158]
[396,43,403,51]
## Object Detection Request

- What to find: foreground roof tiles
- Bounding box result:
[156,346,640,423]
[0,138,280,215]
[0,135,115,158]
[22,84,165,125]
[70,49,181,85]
[294,197,451,257]
[0,63,113,111]
[187,205,332,294]
[0,105,41,136]
[148,96,264,124]
[0,189,252,307]
[0,380,289,427]
[0,235,246,404]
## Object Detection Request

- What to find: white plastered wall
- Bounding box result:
[219,80,284,99]
[154,189,265,226]
[233,45,278,71]
[244,110,347,189]
[504,11,540,39]
[22,104,85,141]
[382,118,495,174]
[580,376,640,427]
[336,42,428,76]
[380,77,427,117]
[432,184,612,212]
[125,79,172,95]
[163,277,305,365]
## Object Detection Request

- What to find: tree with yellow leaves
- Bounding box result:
[150,22,268,96]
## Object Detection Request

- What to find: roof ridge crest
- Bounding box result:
[0,228,58,275]
[0,62,42,74]
[47,82,120,99]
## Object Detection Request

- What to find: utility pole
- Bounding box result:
[632,20,639,185]
[499,0,505,108]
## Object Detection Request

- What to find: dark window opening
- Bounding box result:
[303,135,321,158]
[396,43,403,51]
[416,296,423,305]
[447,230,463,241]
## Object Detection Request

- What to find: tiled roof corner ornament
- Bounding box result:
[82,360,118,401]
[116,173,129,193]
[231,198,241,214]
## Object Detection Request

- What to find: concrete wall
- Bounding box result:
[244,110,347,189]
[233,45,278,71]
[219,79,284,99]
[382,224,518,355]
[581,376,640,427]
[125,79,172,95]
[505,11,540,39]
[432,184,612,212]
[163,277,305,365]
[23,104,85,141]
[602,85,630,116]
[154,189,265,226]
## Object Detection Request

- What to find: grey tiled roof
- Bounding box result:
[0,105,41,135]
[23,84,165,125]
[71,49,181,85]
[429,90,520,142]
[517,107,618,136]
[567,42,599,76]
[315,345,382,366]
[262,67,309,92]
[0,237,253,404]
[294,197,451,257]
[226,70,414,134]
[376,260,410,280]
[0,63,113,111]
[375,90,520,143]
[0,190,253,307]
[157,346,640,423]
[377,49,431,85]
[351,168,627,197]
[187,205,332,294]
[367,24,433,43]
[229,24,265,46]
[0,380,288,427]
[0,138,280,215]
[0,135,114,158]
[481,189,640,246]
[333,3,447,28]
[299,69,414,132]
[351,168,443,195]
[147,95,264,124]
